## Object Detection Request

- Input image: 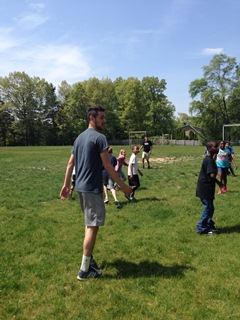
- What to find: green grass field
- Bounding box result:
[1,145,239,320]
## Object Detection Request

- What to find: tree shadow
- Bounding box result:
[101,259,195,279]
[218,224,240,234]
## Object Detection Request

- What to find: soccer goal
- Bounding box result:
[128,131,146,147]
[222,124,240,143]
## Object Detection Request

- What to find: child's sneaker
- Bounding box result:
[114,201,121,208]
[125,195,131,201]
[104,198,109,204]
[130,196,137,202]
[217,189,223,195]
[222,187,227,193]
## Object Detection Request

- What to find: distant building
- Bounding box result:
[175,125,206,140]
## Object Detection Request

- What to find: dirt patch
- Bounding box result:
[151,156,195,164]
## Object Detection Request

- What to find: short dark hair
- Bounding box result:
[220,140,226,145]
[206,141,218,150]
[87,106,105,120]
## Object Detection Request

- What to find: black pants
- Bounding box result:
[128,174,140,197]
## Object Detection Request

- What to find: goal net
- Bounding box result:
[222,124,240,144]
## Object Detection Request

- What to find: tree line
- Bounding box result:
[0,53,239,146]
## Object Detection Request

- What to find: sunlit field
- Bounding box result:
[1,145,239,320]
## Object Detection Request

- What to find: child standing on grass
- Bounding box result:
[127,145,143,202]
[196,141,223,235]
[102,147,121,208]
[225,141,237,176]
[216,140,231,194]
[115,149,128,181]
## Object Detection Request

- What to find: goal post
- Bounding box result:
[222,124,240,142]
[128,131,146,147]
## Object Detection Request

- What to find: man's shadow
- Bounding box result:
[101,259,195,279]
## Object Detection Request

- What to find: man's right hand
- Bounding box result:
[60,185,70,200]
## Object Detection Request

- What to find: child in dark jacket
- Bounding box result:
[196,141,223,235]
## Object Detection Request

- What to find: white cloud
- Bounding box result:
[5,44,92,86]
[0,27,22,52]
[13,1,48,29]
[201,48,224,55]
[15,13,49,29]
[30,2,46,12]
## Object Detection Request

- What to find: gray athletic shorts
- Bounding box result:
[107,177,114,190]
[77,192,106,226]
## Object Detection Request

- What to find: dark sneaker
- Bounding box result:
[206,231,214,236]
[199,230,214,236]
[114,201,121,208]
[90,255,101,271]
[104,198,109,204]
[210,228,219,234]
[130,196,137,202]
[77,266,101,281]
[125,195,131,201]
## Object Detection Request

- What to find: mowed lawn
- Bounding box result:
[1,145,239,320]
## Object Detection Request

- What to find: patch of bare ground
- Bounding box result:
[151,156,195,164]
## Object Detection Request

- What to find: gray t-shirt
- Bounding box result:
[73,128,109,193]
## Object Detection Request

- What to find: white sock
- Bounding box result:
[80,255,91,272]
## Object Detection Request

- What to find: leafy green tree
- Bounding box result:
[141,76,175,135]
[82,77,124,139]
[56,80,74,145]
[0,72,39,145]
[189,54,239,140]
[0,72,59,145]
[38,82,60,145]
[114,77,145,132]
[0,100,15,146]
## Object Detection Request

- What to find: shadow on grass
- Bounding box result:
[137,197,167,202]
[218,224,240,234]
[102,259,195,279]
[119,197,165,207]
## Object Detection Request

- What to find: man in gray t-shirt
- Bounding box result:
[73,128,108,193]
[60,106,132,280]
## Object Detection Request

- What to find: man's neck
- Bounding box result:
[88,122,96,130]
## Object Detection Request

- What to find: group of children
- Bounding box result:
[68,144,145,208]
[68,137,237,235]
[102,145,143,208]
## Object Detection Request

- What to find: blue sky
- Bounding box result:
[0,0,239,115]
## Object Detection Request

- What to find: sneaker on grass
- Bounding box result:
[114,201,121,208]
[125,195,131,201]
[199,230,214,236]
[210,228,219,234]
[90,255,101,271]
[130,196,137,202]
[77,266,101,281]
